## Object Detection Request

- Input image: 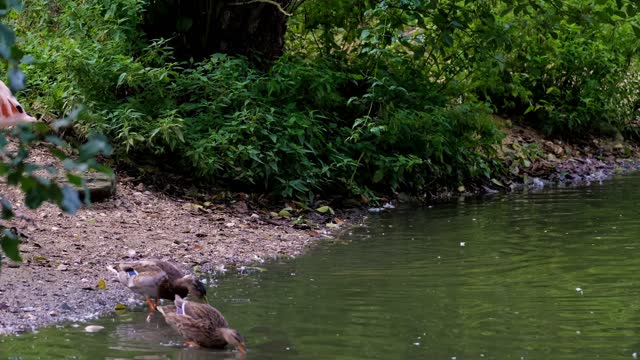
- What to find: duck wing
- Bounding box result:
[175,295,229,328]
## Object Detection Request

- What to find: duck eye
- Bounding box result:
[15,105,23,113]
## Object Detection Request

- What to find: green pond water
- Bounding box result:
[4,175,640,359]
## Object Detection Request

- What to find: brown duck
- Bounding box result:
[107,259,208,321]
[158,294,246,353]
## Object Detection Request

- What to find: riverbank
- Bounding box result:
[1,120,639,334]
[0,142,364,334]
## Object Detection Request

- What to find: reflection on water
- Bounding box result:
[5,175,640,359]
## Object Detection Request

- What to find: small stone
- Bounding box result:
[49,311,58,317]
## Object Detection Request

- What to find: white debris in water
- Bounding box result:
[532,177,545,188]
[472,218,476,221]
[368,207,384,213]
[576,330,581,334]
[414,342,420,346]
[286,347,290,351]
[632,352,637,359]
[383,202,395,209]
[84,325,105,333]
[460,242,466,247]
[576,287,584,295]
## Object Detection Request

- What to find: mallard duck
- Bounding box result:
[158,294,246,353]
[107,259,208,321]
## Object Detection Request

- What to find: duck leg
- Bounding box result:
[145,297,158,322]
[184,341,200,348]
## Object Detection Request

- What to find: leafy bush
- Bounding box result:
[10,0,506,201]
[469,1,640,136]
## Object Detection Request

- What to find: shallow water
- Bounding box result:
[4,175,640,359]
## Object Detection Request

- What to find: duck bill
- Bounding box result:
[236,342,246,354]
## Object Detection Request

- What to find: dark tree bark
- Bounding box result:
[142,0,290,66]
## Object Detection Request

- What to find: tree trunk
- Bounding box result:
[142,0,289,66]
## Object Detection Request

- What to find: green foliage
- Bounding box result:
[11,0,503,201]
[471,0,640,136]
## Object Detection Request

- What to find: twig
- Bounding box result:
[229,0,293,17]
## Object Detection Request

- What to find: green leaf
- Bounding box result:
[61,184,82,215]
[316,205,335,215]
[0,197,13,220]
[0,23,16,59]
[7,64,24,92]
[66,173,83,187]
[52,106,85,130]
[79,134,112,161]
[1,229,21,261]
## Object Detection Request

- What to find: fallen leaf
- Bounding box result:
[114,303,127,311]
[96,279,107,290]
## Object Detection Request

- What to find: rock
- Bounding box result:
[231,201,249,214]
[56,172,117,203]
[56,264,68,271]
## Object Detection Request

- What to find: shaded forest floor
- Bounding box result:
[1,119,640,334]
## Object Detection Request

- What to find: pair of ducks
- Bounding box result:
[108,259,246,354]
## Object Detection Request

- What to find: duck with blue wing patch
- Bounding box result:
[107,259,208,321]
